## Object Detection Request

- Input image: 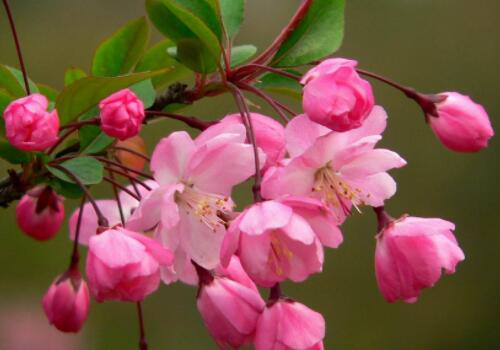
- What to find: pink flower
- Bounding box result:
[262,107,406,223]
[429,92,494,152]
[42,271,90,333]
[375,215,465,303]
[16,186,64,241]
[302,58,374,132]
[69,181,157,245]
[255,299,325,350]
[99,88,145,140]
[197,257,265,349]
[127,126,263,272]
[200,113,286,170]
[3,93,59,151]
[86,226,173,302]
[221,198,342,287]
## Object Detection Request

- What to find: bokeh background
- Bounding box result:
[1,1,499,349]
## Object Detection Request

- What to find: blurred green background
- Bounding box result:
[1,1,498,349]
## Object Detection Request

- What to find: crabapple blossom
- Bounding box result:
[262,106,406,222]
[375,214,465,303]
[254,298,325,350]
[428,92,493,152]
[302,58,374,132]
[86,226,173,302]
[68,181,158,245]
[16,186,64,241]
[3,93,59,151]
[197,257,265,349]
[221,198,342,287]
[99,88,145,140]
[126,125,264,272]
[202,113,286,170]
[42,271,90,333]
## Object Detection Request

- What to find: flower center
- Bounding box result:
[313,163,363,216]
[177,185,233,232]
[267,232,293,276]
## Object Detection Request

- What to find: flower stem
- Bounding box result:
[112,146,150,162]
[70,195,86,269]
[236,82,291,122]
[228,85,263,202]
[144,110,215,131]
[93,156,154,180]
[102,176,141,201]
[373,206,394,233]
[136,302,148,350]
[2,0,30,94]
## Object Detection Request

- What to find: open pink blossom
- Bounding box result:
[16,186,64,241]
[302,58,374,132]
[429,92,494,152]
[86,226,173,302]
[197,257,265,348]
[375,215,465,303]
[127,126,264,271]
[99,88,145,140]
[3,93,59,151]
[200,113,286,170]
[221,198,342,287]
[42,271,90,333]
[255,298,325,350]
[262,107,406,223]
[69,181,157,245]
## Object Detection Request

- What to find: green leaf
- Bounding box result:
[79,125,115,155]
[0,65,25,97]
[229,44,257,68]
[5,66,39,94]
[0,89,14,117]
[218,0,245,39]
[92,17,150,77]
[135,40,191,89]
[272,0,345,67]
[176,38,217,73]
[37,84,59,102]
[146,0,222,72]
[56,70,167,124]
[47,157,104,185]
[46,178,84,199]
[64,67,87,86]
[255,72,303,99]
[0,141,32,164]
[130,79,156,108]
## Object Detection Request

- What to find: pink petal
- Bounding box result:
[285,114,330,158]
[340,149,406,178]
[238,201,293,236]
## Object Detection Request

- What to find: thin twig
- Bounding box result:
[104,166,152,191]
[102,176,141,201]
[112,146,150,162]
[93,157,154,180]
[136,302,148,350]
[237,82,291,122]
[2,0,30,94]
[144,110,215,131]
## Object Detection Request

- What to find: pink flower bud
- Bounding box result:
[429,92,494,152]
[16,186,64,241]
[197,258,265,349]
[3,94,59,151]
[42,272,90,333]
[375,216,465,303]
[86,226,173,302]
[255,299,325,350]
[302,58,374,132]
[99,89,145,140]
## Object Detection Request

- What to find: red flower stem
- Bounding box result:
[2,0,30,94]
[232,63,301,82]
[48,127,78,155]
[102,176,141,201]
[236,82,291,122]
[251,0,314,66]
[136,301,148,350]
[112,156,142,199]
[60,117,100,130]
[93,156,154,180]
[111,146,150,162]
[373,206,394,232]
[108,169,125,224]
[228,84,262,202]
[144,110,215,131]
[70,195,86,269]
[50,164,108,227]
[104,166,152,191]
[268,283,283,304]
